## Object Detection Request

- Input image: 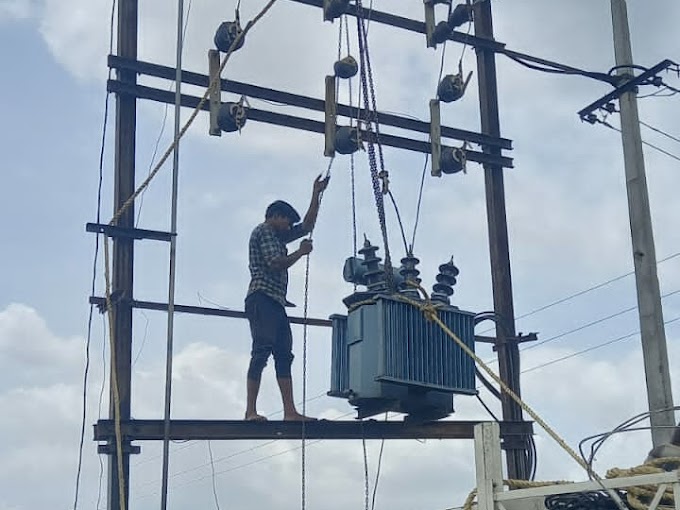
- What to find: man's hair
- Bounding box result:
[265,200,301,223]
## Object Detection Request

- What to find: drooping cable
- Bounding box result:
[159,0,186,506]
[500,50,618,85]
[370,416,387,510]
[578,406,680,476]
[72,2,117,510]
[207,441,222,510]
[136,0,193,228]
[96,317,108,510]
[411,9,468,252]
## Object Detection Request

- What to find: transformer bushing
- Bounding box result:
[358,237,386,292]
[399,251,422,300]
[431,258,459,305]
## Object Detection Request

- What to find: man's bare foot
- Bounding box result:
[284,412,317,422]
[245,413,268,422]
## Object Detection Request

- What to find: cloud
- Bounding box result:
[0,0,35,20]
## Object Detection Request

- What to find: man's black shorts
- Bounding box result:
[245,291,294,378]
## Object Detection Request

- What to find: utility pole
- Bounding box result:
[610,0,675,447]
[109,0,137,508]
[473,0,529,480]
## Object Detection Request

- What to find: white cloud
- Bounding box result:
[0,0,35,20]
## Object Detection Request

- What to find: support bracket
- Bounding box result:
[86,223,175,242]
[430,99,442,176]
[578,59,677,122]
[324,75,337,157]
[97,442,141,455]
[208,49,222,136]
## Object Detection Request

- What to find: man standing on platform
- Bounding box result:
[244,174,330,421]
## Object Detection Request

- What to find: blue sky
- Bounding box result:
[1,1,680,509]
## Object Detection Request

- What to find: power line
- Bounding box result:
[508,250,680,326]
[207,441,222,510]
[135,409,357,499]
[72,2,117,509]
[639,120,680,145]
[132,391,328,472]
[638,86,678,99]
[598,118,680,163]
[522,288,680,352]
[522,315,680,374]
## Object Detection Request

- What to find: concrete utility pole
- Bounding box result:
[610,0,675,447]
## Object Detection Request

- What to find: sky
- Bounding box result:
[1,0,680,509]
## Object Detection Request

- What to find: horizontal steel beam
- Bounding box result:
[107,79,514,168]
[86,222,175,242]
[89,296,333,327]
[108,55,513,150]
[286,0,505,51]
[94,419,533,441]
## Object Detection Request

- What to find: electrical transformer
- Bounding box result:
[328,238,477,421]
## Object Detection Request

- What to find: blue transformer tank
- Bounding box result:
[329,294,477,421]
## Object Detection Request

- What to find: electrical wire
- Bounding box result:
[96,317,109,510]
[207,441,222,510]
[135,410,358,499]
[578,407,680,476]
[478,250,680,337]
[597,117,680,163]
[638,87,678,99]
[639,120,680,145]
[500,51,617,85]
[370,413,388,510]
[386,190,410,254]
[72,2,116,510]
[135,0,193,228]
[522,288,680,353]
[131,310,150,366]
[132,390,329,473]
[522,315,680,375]
[476,394,501,422]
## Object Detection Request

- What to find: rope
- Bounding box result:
[607,458,680,510]
[100,3,281,508]
[108,0,280,227]
[103,238,126,510]
[393,282,627,510]
[462,481,577,510]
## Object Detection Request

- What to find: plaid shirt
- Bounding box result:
[246,222,309,307]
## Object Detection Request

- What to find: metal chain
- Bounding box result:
[300,155,335,510]
[355,0,395,292]
[344,15,358,290]
[361,420,370,510]
[301,252,309,510]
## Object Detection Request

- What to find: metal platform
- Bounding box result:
[94,419,533,441]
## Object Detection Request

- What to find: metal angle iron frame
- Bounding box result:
[107,56,514,168]
[578,59,679,122]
